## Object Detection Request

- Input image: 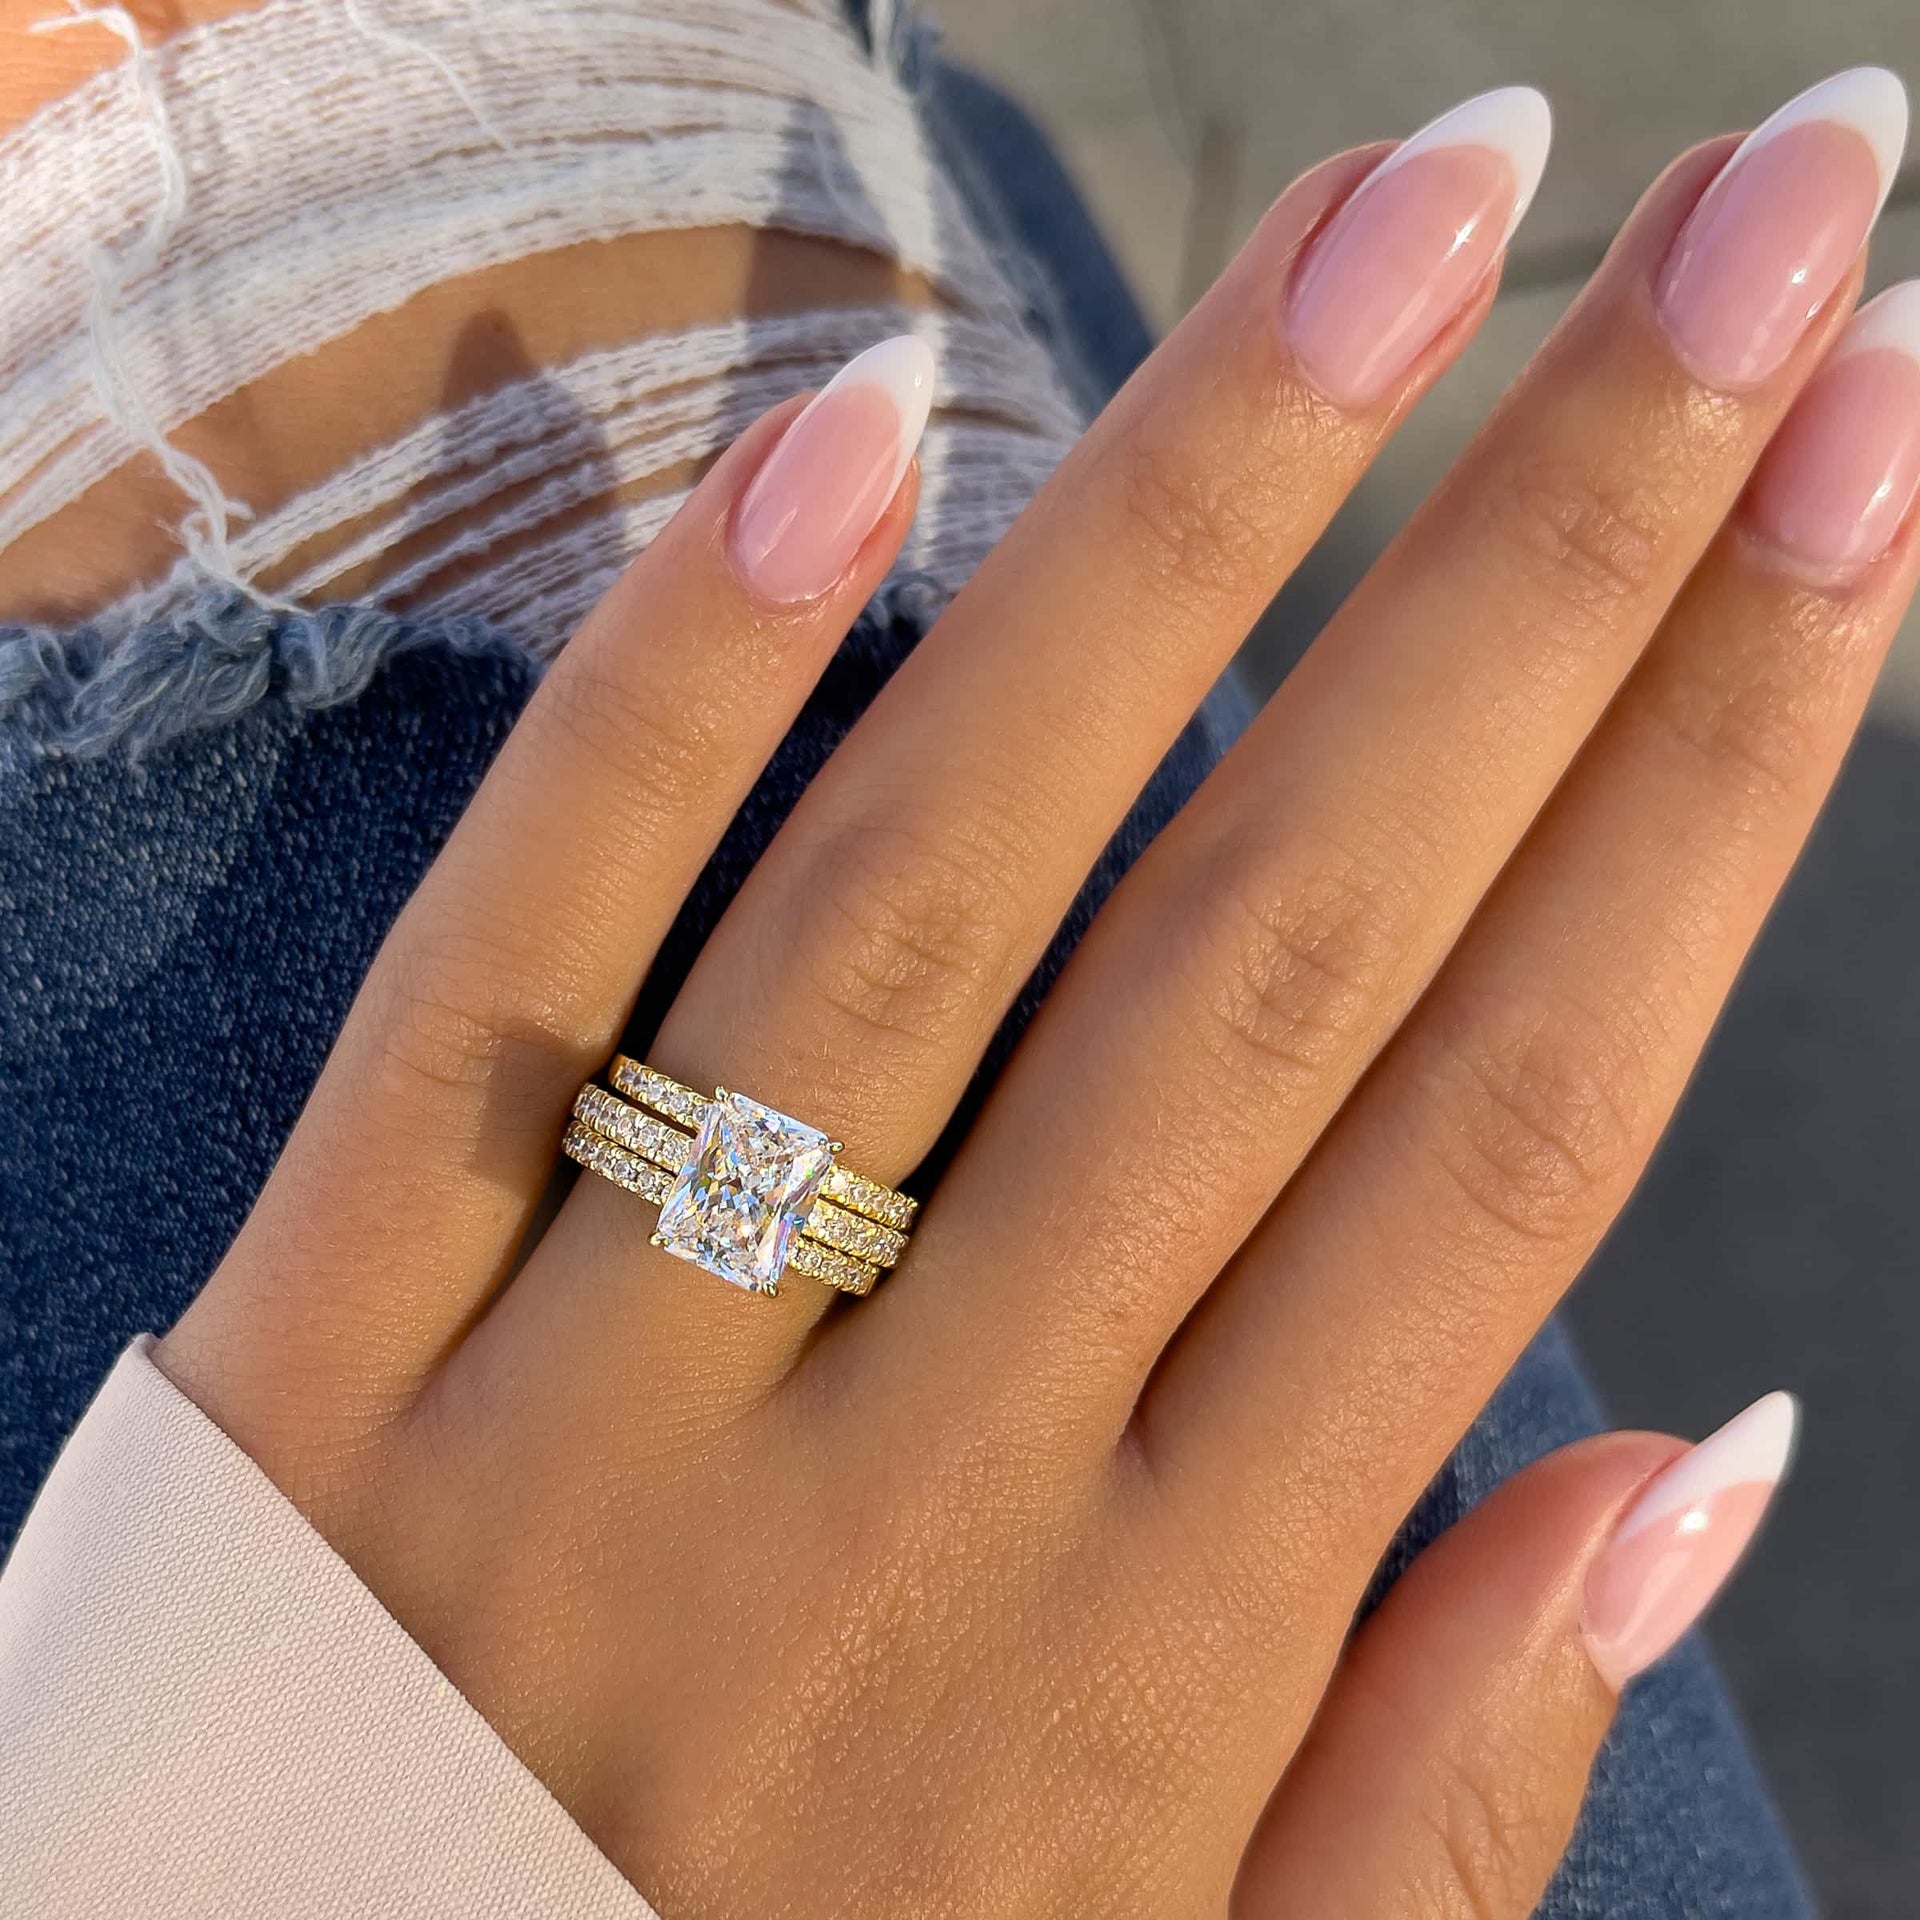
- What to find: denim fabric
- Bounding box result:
[0,31,1810,1920]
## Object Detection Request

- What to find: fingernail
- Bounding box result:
[1285,86,1552,410]
[1744,281,1920,583]
[729,335,936,603]
[1657,68,1907,391]
[1583,1391,1798,1690]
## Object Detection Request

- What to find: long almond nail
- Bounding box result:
[730,335,936,604]
[1583,1392,1798,1690]
[1745,281,1920,583]
[1657,68,1907,391]
[1285,86,1552,410]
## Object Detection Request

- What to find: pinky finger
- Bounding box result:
[1232,1395,1796,1919]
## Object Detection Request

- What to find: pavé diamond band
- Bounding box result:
[561,1057,917,1297]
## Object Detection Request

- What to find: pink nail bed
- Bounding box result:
[1657,68,1907,392]
[1582,1391,1798,1691]
[730,335,936,604]
[1285,86,1553,411]
[1745,281,1920,583]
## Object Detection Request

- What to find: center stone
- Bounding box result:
[655,1090,835,1293]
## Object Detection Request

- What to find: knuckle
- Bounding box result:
[1487,453,1670,620]
[1645,650,1828,811]
[1183,840,1414,1102]
[796,823,1018,1051]
[529,653,721,834]
[1118,433,1271,612]
[1422,1000,1651,1248]
[360,912,564,1124]
[365,937,520,1109]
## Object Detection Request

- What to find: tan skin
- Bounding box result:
[11,11,1908,1915]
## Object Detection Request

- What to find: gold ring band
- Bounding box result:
[561,1058,916,1298]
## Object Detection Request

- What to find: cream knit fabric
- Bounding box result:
[0,1339,658,1918]
[2,0,1079,644]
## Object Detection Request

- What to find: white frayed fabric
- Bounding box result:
[0,1339,658,1918]
[1,0,1079,647]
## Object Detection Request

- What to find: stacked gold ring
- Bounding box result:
[562,1055,916,1297]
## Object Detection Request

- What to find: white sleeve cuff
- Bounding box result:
[0,1338,659,1920]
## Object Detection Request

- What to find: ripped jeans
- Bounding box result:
[0,5,1811,1914]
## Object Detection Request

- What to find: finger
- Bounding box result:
[520,93,1550,1373]
[880,70,1901,1428]
[1233,1401,1795,1918]
[163,340,936,1431]
[1149,277,1920,1563]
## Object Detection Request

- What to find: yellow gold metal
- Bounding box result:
[785,1236,880,1296]
[819,1161,916,1234]
[801,1194,906,1268]
[573,1084,693,1171]
[607,1057,706,1129]
[561,1120,674,1206]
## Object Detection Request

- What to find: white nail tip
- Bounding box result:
[1734,67,1909,216]
[1832,280,1920,364]
[842,334,936,430]
[1378,86,1555,249]
[812,334,937,493]
[1614,1391,1800,1543]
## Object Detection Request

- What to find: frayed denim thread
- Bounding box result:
[0,595,521,768]
[0,575,951,769]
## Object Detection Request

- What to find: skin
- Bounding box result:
[12,14,1911,1916]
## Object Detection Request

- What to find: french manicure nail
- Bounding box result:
[1745,281,1920,583]
[730,335,936,604]
[1583,1391,1798,1690]
[1285,86,1553,410]
[1657,68,1908,391]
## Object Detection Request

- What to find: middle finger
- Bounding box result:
[871,71,1901,1429]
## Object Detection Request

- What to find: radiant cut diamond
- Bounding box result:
[654,1090,835,1293]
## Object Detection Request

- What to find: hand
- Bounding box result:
[157,76,1911,1917]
